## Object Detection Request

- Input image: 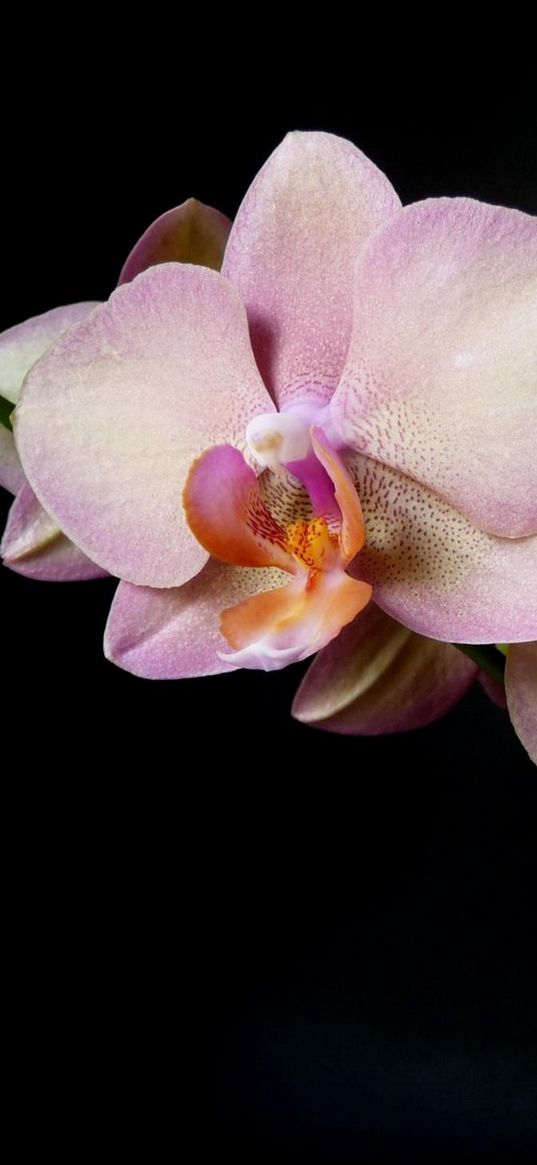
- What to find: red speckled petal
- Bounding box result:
[332,197,537,537]
[347,454,537,643]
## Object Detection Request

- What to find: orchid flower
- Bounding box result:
[4,132,537,764]
[0,199,230,579]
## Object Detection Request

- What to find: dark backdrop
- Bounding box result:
[2,63,536,1163]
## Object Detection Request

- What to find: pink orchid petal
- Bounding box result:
[1,481,106,580]
[0,428,24,495]
[15,264,274,588]
[505,643,537,765]
[293,603,477,734]
[348,454,537,643]
[119,199,232,284]
[0,302,99,405]
[104,559,283,678]
[184,444,294,571]
[222,131,401,408]
[331,198,537,537]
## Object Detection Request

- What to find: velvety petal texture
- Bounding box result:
[104,561,287,678]
[505,643,537,764]
[293,604,477,734]
[15,264,274,588]
[222,131,401,407]
[1,481,106,580]
[346,454,537,643]
[119,199,232,284]
[0,302,99,405]
[331,198,537,537]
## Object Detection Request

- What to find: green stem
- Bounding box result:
[455,643,506,686]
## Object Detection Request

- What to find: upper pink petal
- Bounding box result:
[1,481,106,581]
[331,197,537,538]
[222,131,401,409]
[0,428,24,495]
[14,264,273,588]
[505,643,537,765]
[104,559,279,678]
[348,453,537,643]
[0,302,99,405]
[292,603,477,734]
[119,199,232,284]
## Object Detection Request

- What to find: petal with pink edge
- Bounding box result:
[222,131,401,408]
[1,481,106,580]
[505,643,537,765]
[119,199,232,284]
[0,428,24,495]
[15,264,274,588]
[0,302,99,405]
[292,603,477,734]
[104,560,287,678]
[331,198,537,537]
[347,454,537,643]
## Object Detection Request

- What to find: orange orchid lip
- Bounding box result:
[183,425,372,670]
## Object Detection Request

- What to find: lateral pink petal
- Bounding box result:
[0,302,99,404]
[348,454,537,643]
[1,481,107,580]
[119,199,232,284]
[293,603,477,734]
[14,264,274,588]
[0,428,24,495]
[505,643,537,765]
[104,560,278,678]
[331,198,537,537]
[222,131,401,408]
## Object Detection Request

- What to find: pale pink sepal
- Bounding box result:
[119,199,232,284]
[1,481,107,580]
[505,643,537,765]
[292,603,477,734]
[223,131,401,408]
[0,302,100,405]
[331,197,537,538]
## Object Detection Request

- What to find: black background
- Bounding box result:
[2,55,536,1162]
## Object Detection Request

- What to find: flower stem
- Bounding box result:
[455,643,506,686]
